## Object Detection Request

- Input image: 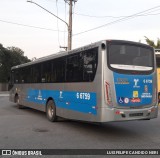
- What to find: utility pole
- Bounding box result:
[65,0,77,50]
[67,0,72,51]
[27,0,77,51]
[59,0,76,51]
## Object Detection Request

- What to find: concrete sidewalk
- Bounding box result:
[0,91,9,96]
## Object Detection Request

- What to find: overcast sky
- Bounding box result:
[0,0,160,59]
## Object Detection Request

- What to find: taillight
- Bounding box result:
[154,88,157,104]
[105,81,112,106]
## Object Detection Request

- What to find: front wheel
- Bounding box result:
[46,100,57,122]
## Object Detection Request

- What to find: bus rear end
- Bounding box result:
[102,40,158,122]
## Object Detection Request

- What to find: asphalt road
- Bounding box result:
[0,94,160,158]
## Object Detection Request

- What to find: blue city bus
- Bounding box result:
[9,40,158,122]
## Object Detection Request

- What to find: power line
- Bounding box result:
[74,11,160,18]
[140,12,160,16]
[27,0,73,50]
[142,7,160,14]
[1,6,160,36]
[1,11,159,35]
[73,6,160,19]
[0,19,66,32]
[73,5,160,36]
[74,12,126,18]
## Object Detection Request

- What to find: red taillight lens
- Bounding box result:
[154,88,157,104]
[115,110,120,115]
[105,81,112,106]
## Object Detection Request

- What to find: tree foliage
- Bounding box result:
[144,36,160,49]
[0,44,30,83]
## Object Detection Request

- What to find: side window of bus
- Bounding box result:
[66,54,83,82]
[83,48,98,82]
[51,60,56,82]
[19,68,24,83]
[32,64,41,83]
[41,61,52,83]
[25,67,32,83]
[14,69,19,83]
[54,58,66,82]
[66,47,98,82]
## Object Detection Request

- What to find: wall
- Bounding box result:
[0,83,8,91]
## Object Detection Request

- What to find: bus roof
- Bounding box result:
[11,41,101,70]
[11,39,153,70]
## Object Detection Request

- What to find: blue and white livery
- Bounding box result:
[9,40,158,122]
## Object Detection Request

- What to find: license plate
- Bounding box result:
[129,113,143,117]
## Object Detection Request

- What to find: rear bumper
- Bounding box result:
[101,105,158,122]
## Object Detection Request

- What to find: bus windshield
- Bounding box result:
[108,43,154,72]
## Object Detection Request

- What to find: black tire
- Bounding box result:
[15,95,24,109]
[46,100,57,122]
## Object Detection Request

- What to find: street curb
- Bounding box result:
[0,94,9,97]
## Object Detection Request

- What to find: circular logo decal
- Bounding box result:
[124,98,129,104]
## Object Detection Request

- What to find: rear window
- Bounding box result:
[108,42,154,74]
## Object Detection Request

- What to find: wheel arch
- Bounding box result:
[45,97,56,112]
[14,93,18,103]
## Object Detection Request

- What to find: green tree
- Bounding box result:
[0,44,30,83]
[144,36,160,48]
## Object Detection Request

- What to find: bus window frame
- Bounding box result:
[12,47,99,84]
[107,41,155,75]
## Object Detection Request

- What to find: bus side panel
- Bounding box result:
[60,46,103,122]
[60,83,99,122]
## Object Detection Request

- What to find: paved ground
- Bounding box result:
[0,91,9,97]
[0,94,160,158]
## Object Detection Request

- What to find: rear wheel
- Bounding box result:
[46,100,57,122]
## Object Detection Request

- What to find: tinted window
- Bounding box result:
[53,58,66,82]
[41,61,52,83]
[108,43,154,73]
[25,67,31,83]
[66,47,98,82]
[66,53,83,82]
[31,64,41,83]
[14,69,19,83]
[83,48,98,81]
[13,47,98,83]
